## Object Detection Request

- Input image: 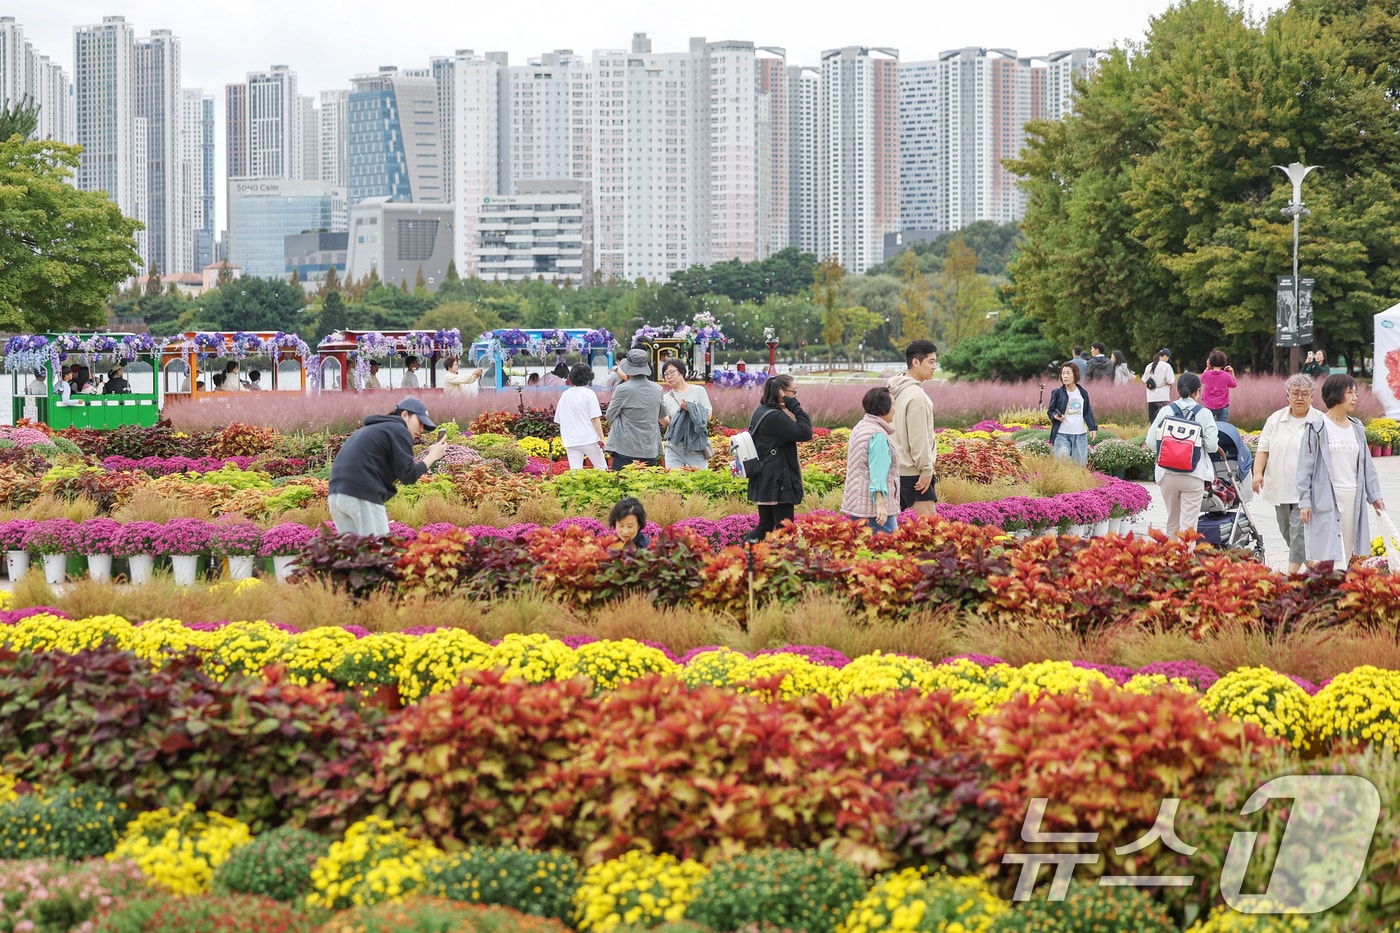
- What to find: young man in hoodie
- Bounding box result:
[328,397,448,535]
[889,340,939,516]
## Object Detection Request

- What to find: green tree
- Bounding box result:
[895,250,931,348]
[443,258,460,285]
[0,96,38,141]
[318,290,349,338]
[814,256,846,370]
[930,236,999,345]
[1009,0,1400,370]
[939,313,1064,381]
[416,300,502,342]
[841,305,884,361]
[145,263,163,298]
[202,276,306,333]
[0,137,142,331]
[216,261,234,288]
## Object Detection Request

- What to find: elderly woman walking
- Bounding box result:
[1296,373,1386,568]
[1252,374,1320,573]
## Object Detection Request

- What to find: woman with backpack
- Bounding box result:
[1143,348,1174,422]
[742,374,813,542]
[1145,372,1219,538]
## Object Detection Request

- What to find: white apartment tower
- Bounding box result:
[134,30,193,273]
[0,17,74,144]
[447,50,507,277]
[181,88,215,269]
[791,65,820,255]
[244,65,304,179]
[320,89,349,187]
[755,48,789,260]
[591,34,695,282]
[74,17,140,220]
[899,60,940,234]
[301,95,319,180]
[1045,48,1100,121]
[504,50,593,275]
[819,46,900,274]
[693,38,758,267]
[936,47,1041,231]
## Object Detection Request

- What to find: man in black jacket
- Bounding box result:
[328,397,447,535]
[1084,342,1113,381]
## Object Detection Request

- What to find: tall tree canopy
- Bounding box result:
[0,138,142,331]
[1008,0,1400,370]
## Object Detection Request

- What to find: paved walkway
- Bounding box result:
[1122,451,1400,570]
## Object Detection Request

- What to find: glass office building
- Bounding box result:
[226,178,342,280]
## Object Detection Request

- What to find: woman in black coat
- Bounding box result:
[744,374,813,541]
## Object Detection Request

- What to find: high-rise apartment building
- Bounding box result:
[693,38,758,267]
[819,46,899,274]
[183,89,215,270]
[225,82,247,177]
[932,47,1040,231]
[791,65,820,255]
[74,17,140,222]
[301,95,319,180]
[239,64,304,179]
[320,89,348,187]
[590,34,696,282]
[446,49,507,277]
[755,49,790,260]
[1045,48,1100,121]
[503,49,593,275]
[347,67,444,204]
[134,30,192,273]
[0,17,74,144]
[898,60,940,235]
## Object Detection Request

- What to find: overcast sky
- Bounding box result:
[14,0,1286,97]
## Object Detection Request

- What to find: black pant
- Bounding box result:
[609,452,658,470]
[746,503,795,541]
[1147,401,1167,423]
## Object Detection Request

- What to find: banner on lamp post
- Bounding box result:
[1276,276,1315,348]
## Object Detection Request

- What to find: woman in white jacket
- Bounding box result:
[442,357,483,393]
[1143,347,1174,422]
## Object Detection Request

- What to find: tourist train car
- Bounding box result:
[4,332,162,429]
[158,331,313,398]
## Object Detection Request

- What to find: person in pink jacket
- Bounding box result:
[1200,349,1237,423]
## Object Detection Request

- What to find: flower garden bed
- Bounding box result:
[6,403,1400,930]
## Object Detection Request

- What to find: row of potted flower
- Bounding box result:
[0,519,317,586]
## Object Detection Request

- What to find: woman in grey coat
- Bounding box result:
[1296,373,1386,567]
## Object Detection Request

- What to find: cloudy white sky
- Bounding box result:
[14,0,1286,99]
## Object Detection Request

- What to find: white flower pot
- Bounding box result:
[6,550,28,583]
[272,554,298,583]
[42,553,68,585]
[1074,523,1094,538]
[1091,520,1111,537]
[128,554,154,585]
[171,554,200,586]
[87,554,113,583]
[228,555,256,581]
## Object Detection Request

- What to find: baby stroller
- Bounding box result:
[1197,422,1266,561]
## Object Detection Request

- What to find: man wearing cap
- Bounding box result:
[604,349,663,469]
[328,397,448,535]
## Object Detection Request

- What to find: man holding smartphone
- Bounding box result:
[328,397,448,535]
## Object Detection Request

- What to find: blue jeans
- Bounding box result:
[1209,406,1229,423]
[1053,432,1089,466]
[848,513,897,533]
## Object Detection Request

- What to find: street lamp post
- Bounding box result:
[1273,161,1320,373]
